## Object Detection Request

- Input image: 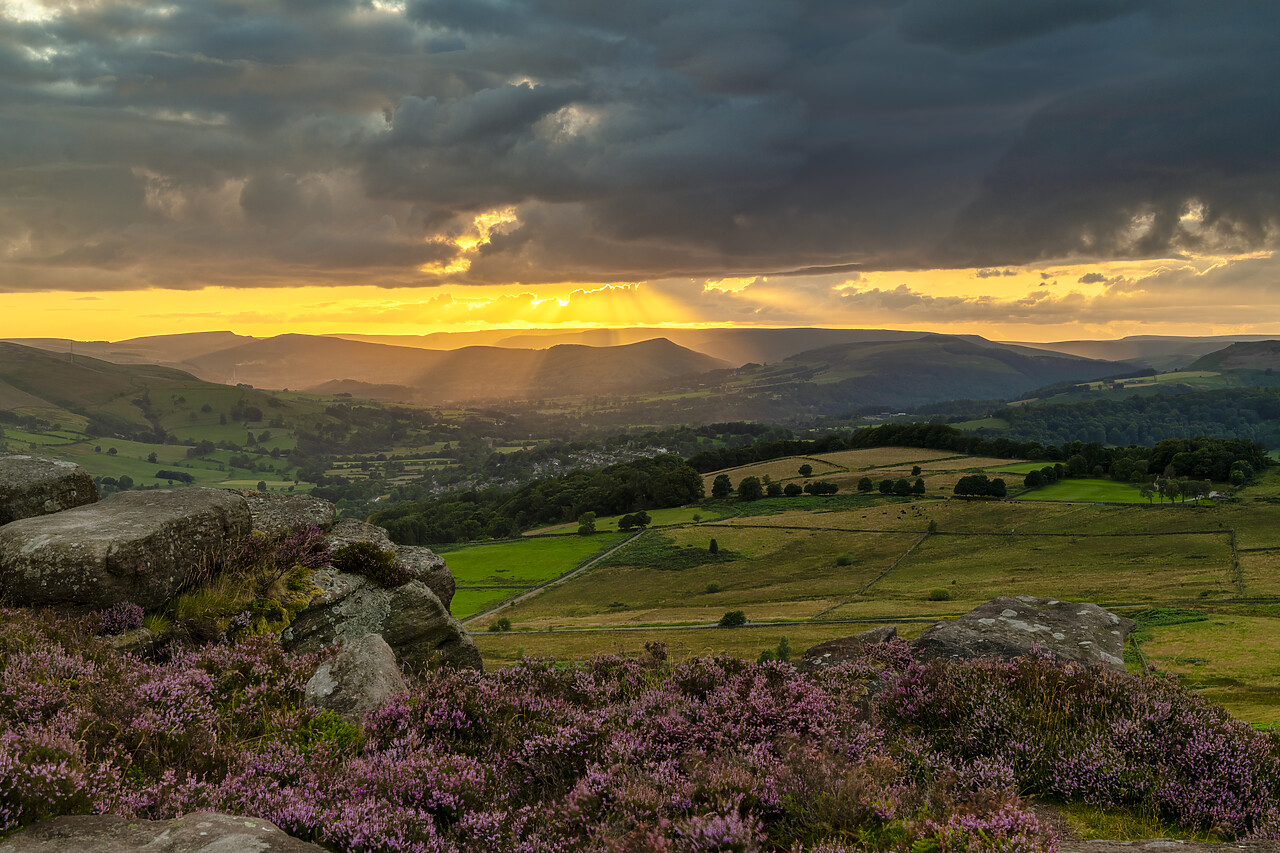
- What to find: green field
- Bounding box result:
[1017,478,1151,503]
[426,452,1280,725]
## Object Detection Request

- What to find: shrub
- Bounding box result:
[709,538,718,554]
[487,617,512,633]
[927,588,953,601]
[330,541,411,588]
[718,610,747,627]
[705,582,721,594]
[857,476,874,492]
[835,553,853,567]
[783,483,803,497]
[90,602,144,636]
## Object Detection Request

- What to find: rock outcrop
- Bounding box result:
[304,633,407,722]
[799,625,897,672]
[325,518,455,610]
[0,488,251,612]
[0,453,98,525]
[911,595,1134,672]
[0,812,327,852]
[244,491,337,536]
[282,564,481,672]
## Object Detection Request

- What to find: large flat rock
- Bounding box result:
[243,491,337,536]
[0,453,98,524]
[0,489,251,612]
[911,595,1134,672]
[0,812,326,852]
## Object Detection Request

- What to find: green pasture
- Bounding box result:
[1017,479,1151,503]
[1136,610,1280,725]
[984,461,1053,475]
[437,533,628,587]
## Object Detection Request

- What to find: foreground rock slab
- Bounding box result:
[305,632,407,723]
[799,625,898,672]
[0,812,327,852]
[0,489,250,612]
[283,567,481,672]
[912,595,1134,672]
[244,491,337,536]
[0,453,98,525]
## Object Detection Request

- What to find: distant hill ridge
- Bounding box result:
[1189,339,1280,372]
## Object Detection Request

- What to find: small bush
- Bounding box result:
[331,541,411,588]
[705,582,721,594]
[835,553,853,567]
[91,602,144,636]
[718,610,747,628]
[487,617,513,633]
[927,588,953,601]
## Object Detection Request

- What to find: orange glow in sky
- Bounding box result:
[4,251,1278,343]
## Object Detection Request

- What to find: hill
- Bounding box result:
[1188,339,1280,371]
[1007,334,1279,371]
[3,331,258,372]
[722,334,1138,413]
[186,334,728,402]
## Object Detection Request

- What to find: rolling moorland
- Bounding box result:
[9,329,1280,847]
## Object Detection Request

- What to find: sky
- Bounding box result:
[1,0,1278,342]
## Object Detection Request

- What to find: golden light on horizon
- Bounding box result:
[1,250,1277,344]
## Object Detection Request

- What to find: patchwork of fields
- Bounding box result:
[446,447,1280,724]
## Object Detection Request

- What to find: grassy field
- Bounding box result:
[430,449,1280,725]
[1017,479,1151,503]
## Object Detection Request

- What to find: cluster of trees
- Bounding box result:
[953,474,1008,498]
[710,474,840,501]
[370,455,704,545]
[858,477,926,496]
[992,387,1280,448]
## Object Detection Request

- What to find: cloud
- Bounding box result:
[0,0,1275,294]
[1078,273,1105,284]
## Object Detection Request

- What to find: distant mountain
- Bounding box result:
[1188,340,1280,372]
[184,334,728,402]
[327,327,933,366]
[723,335,1138,413]
[3,331,258,371]
[1004,335,1280,372]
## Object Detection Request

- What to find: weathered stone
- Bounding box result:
[0,489,250,612]
[283,569,481,672]
[243,491,336,536]
[799,625,897,672]
[911,595,1134,672]
[394,544,455,611]
[324,519,455,609]
[0,453,98,525]
[305,633,407,723]
[326,518,393,550]
[105,627,155,656]
[0,812,327,852]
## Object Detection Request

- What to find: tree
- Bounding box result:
[911,466,922,476]
[107,447,117,455]
[953,474,1005,498]
[709,538,718,554]
[147,452,158,464]
[257,480,267,492]
[893,478,912,496]
[577,511,596,535]
[718,610,747,628]
[633,510,651,527]
[766,481,783,497]
[116,475,133,490]
[775,636,791,662]
[618,514,636,530]
[879,479,894,494]
[798,464,813,477]
[1024,470,1045,489]
[783,483,803,497]
[711,474,733,499]
[912,477,926,495]
[857,477,874,492]
[804,481,838,495]
[738,476,764,501]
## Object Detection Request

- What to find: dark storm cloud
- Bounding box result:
[0,0,1276,291]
